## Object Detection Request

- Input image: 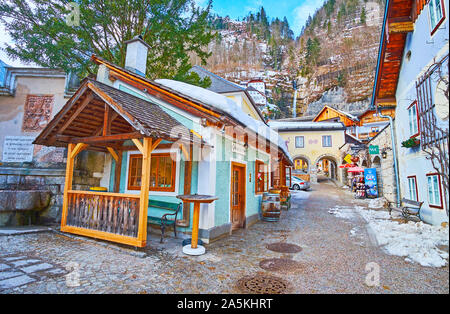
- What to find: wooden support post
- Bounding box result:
[114,149,122,193]
[191,202,200,249]
[61,143,76,229]
[137,138,152,247]
[178,143,193,227]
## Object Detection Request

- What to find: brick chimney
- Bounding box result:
[124,36,150,76]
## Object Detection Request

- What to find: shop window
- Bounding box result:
[408,101,420,138]
[127,153,176,192]
[255,160,269,194]
[429,0,446,35]
[295,136,304,148]
[426,173,443,208]
[407,176,418,201]
[322,135,332,147]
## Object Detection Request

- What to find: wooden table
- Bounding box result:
[177,194,218,255]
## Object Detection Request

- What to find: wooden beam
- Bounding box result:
[151,139,163,152]
[62,132,143,144]
[103,104,112,136]
[70,143,89,159]
[59,93,94,134]
[137,138,152,247]
[93,111,119,136]
[107,147,119,162]
[132,139,144,154]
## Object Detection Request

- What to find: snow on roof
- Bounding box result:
[268,121,346,131]
[155,79,292,161]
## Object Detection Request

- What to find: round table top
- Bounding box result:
[176,194,218,203]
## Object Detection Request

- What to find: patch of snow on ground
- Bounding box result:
[356,208,449,267]
[368,198,386,209]
[290,190,310,200]
[328,205,359,220]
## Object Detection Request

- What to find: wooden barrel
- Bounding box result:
[261,193,281,222]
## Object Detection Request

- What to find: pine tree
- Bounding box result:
[0,0,214,87]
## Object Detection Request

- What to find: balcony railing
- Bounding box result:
[65,190,141,239]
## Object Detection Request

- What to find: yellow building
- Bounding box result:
[269,121,346,183]
[189,66,265,122]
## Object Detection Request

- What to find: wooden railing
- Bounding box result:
[62,190,143,246]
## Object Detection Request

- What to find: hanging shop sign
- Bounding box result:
[369,145,379,155]
[344,154,353,164]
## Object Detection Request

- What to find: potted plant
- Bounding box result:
[401,137,420,148]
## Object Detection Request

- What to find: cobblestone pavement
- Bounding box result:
[0,179,448,294]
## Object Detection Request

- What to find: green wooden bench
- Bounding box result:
[147,200,182,243]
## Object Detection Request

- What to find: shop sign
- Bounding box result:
[369,145,379,155]
[344,154,353,164]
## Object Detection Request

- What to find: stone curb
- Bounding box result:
[0,226,53,236]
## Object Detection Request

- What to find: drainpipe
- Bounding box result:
[370,0,401,207]
[378,111,401,207]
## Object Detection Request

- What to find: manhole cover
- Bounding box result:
[259,258,303,273]
[266,242,302,253]
[236,275,288,294]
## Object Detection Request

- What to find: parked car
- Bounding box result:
[289,176,311,191]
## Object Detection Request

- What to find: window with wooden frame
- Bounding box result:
[407,175,419,202]
[426,173,443,208]
[255,160,269,194]
[408,101,420,138]
[127,153,176,192]
[429,0,446,35]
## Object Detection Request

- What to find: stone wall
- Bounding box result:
[339,125,398,203]
[0,150,106,227]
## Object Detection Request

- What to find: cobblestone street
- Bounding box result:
[0,179,448,294]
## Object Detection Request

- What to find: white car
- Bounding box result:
[289,177,311,191]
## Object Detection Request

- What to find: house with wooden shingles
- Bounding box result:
[312,105,395,143]
[371,0,449,225]
[34,36,292,247]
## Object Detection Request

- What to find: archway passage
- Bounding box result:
[293,157,309,174]
[315,155,338,182]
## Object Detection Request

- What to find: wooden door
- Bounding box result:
[231,163,246,230]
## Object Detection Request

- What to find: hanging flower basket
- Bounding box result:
[401,137,420,148]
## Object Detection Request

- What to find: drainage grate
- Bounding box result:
[266,242,302,253]
[236,275,289,294]
[259,258,304,273]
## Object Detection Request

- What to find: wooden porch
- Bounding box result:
[34,79,202,247]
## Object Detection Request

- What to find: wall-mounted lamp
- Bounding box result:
[382,150,388,159]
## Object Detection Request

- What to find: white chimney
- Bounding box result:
[124,36,150,76]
